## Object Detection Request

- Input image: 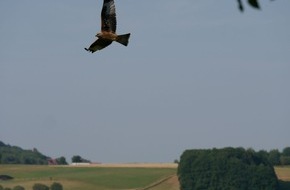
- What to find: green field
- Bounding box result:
[0,165,176,190]
[0,165,289,190]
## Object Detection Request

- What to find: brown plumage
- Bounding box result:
[85,0,131,53]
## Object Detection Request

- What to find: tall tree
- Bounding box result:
[268,149,281,166]
[56,157,68,165]
[12,186,25,190]
[32,184,49,190]
[282,147,290,157]
[71,155,90,163]
[50,182,63,190]
[71,155,82,163]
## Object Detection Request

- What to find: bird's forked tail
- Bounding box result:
[116,33,130,46]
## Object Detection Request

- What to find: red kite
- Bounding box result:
[85,0,131,53]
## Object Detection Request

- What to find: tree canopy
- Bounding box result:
[50,182,63,190]
[0,141,48,165]
[32,184,49,190]
[71,155,91,163]
[178,147,279,190]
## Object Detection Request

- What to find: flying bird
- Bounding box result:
[85,0,131,53]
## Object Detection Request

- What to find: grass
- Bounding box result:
[144,175,179,190]
[0,165,176,190]
[0,165,289,190]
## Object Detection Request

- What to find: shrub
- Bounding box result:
[32,184,49,190]
[280,156,290,166]
[50,182,63,190]
[12,186,25,190]
[0,175,14,181]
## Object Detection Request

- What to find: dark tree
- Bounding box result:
[50,182,63,190]
[268,149,281,166]
[281,147,290,166]
[0,141,5,147]
[71,155,82,163]
[178,147,279,190]
[0,175,14,181]
[71,155,90,163]
[56,157,68,165]
[32,184,49,190]
[0,141,49,165]
[12,186,25,190]
[280,156,290,166]
[282,147,290,157]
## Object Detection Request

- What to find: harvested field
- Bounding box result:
[140,175,179,190]
[84,163,178,168]
[275,166,290,181]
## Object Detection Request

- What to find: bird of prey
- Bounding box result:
[85,0,131,53]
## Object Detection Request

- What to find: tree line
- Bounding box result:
[0,182,62,190]
[178,147,289,190]
[0,141,93,165]
[257,147,290,166]
[0,141,48,165]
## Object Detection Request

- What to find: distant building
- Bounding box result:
[47,158,58,165]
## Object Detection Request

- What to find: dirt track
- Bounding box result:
[138,175,179,190]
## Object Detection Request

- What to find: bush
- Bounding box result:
[178,147,279,190]
[32,184,49,190]
[280,156,290,166]
[50,182,63,190]
[12,186,25,190]
[0,175,14,180]
[282,147,290,157]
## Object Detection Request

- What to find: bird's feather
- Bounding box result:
[85,38,112,53]
[101,0,117,33]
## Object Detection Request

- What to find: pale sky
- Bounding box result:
[1,0,289,163]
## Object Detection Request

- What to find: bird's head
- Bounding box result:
[96,33,102,37]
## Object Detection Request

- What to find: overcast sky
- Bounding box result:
[1,0,289,163]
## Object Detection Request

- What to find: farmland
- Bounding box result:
[275,166,290,190]
[0,164,177,190]
[0,164,289,190]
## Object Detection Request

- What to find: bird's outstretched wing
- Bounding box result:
[101,0,117,33]
[85,39,112,53]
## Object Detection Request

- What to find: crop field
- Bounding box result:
[0,164,289,190]
[275,166,290,190]
[0,164,177,190]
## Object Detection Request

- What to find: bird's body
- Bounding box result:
[85,0,130,53]
[97,31,118,41]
